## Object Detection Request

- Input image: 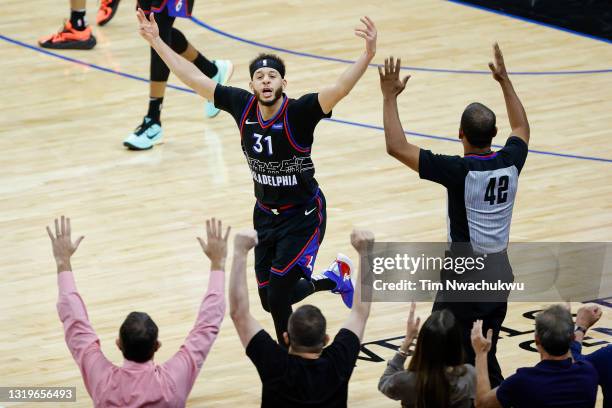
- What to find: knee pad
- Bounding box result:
[150,48,170,82]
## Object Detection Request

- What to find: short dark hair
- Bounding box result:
[249,53,286,78]
[535,305,574,356]
[460,102,497,148]
[288,305,326,352]
[119,312,158,363]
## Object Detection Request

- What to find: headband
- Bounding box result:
[250,58,285,78]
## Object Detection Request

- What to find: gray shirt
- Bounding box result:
[378,353,476,408]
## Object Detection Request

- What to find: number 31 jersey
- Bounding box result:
[214,85,331,208]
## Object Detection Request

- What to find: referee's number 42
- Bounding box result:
[484,175,509,205]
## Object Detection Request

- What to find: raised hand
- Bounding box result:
[350,229,374,254]
[355,16,377,57]
[576,305,603,330]
[136,8,160,44]
[46,216,85,271]
[234,230,258,255]
[405,301,421,342]
[378,57,411,98]
[471,320,493,355]
[488,42,509,83]
[197,218,231,271]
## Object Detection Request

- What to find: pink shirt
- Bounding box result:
[57,270,225,408]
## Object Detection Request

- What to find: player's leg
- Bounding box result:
[124,4,174,150]
[171,30,233,118]
[97,0,121,26]
[39,0,96,50]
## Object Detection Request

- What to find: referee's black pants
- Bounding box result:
[432,251,512,388]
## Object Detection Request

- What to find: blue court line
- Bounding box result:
[1,33,610,164]
[189,16,612,76]
[447,0,612,45]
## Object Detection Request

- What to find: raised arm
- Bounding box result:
[48,216,111,397]
[163,218,229,396]
[489,43,530,145]
[471,320,502,408]
[136,8,217,100]
[379,57,420,172]
[342,229,375,341]
[229,230,263,348]
[317,16,377,114]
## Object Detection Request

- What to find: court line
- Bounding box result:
[446,0,612,45]
[189,16,612,76]
[1,33,610,164]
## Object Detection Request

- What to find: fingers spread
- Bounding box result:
[223,226,231,242]
[46,226,55,241]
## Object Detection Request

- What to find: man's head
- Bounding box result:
[534,305,574,357]
[116,312,160,363]
[249,53,287,107]
[283,305,329,354]
[459,102,497,149]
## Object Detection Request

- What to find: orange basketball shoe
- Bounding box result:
[38,21,96,50]
[97,0,121,26]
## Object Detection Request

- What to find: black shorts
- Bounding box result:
[254,190,327,288]
[138,0,194,16]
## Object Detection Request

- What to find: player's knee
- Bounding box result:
[170,28,189,55]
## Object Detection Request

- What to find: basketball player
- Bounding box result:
[378,45,529,387]
[124,1,233,150]
[136,9,377,342]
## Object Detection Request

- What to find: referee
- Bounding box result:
[378,44,529,387]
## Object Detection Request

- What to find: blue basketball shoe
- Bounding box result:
[323,253,354,309]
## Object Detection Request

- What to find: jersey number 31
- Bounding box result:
[253,133,273,155]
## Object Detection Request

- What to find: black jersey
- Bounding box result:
[419,136,528,254]
[214,85,331,207]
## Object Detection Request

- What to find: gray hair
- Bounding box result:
[535,305,573,356]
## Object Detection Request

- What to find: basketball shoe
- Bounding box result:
[205,60,234,118]
[322,253,355,308]
[97,0,121,26]
[123,117,163,150]
[39,21,96,50]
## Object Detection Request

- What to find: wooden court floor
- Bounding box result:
[1,0,611,406]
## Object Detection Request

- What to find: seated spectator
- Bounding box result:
[48,216,227,408]
[228,228,375,408]
[572,304,611,408]
[471,304,599,408]
[378,303,476,407]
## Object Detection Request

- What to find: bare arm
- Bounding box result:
[137,9,217,101]
[342,229,375,341]
[318,17,377,114]
[472,321,502,408]
[379,57,420,172]
[489,43,530,145]
[229,230,263,348]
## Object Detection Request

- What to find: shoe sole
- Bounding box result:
[123,135,163,151]
[97,1,120,26]
[39,36,97,50]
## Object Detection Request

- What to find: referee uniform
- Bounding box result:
[419,135,528,387]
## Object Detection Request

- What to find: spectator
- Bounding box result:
[228,227,375,408]
[48,216,227,407]
[572,304,611,408]
[379,303,475,407]
[471,305,598,408]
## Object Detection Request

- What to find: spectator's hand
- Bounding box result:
[136,8,160,44]
[197,218,230,271]
[234,229,258,255]
[400,302,421,353]
[355,16,377,58]
[471,320,492,355]
[350,229,374,254]
[576,305,602,330]
[46,216,85,272]
[488,43,509,83]
[378,57,410,98]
